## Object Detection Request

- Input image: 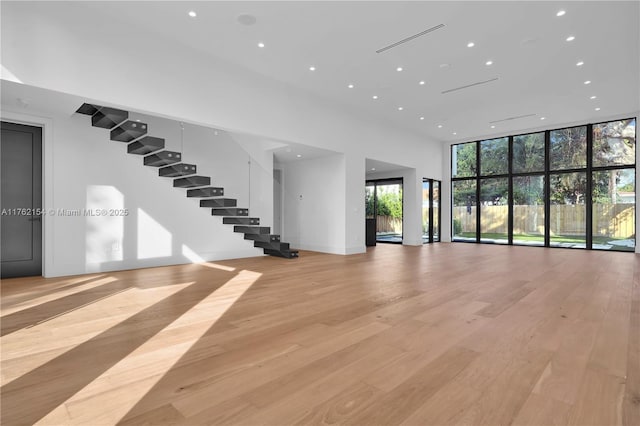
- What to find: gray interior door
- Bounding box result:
[1,121,43,278]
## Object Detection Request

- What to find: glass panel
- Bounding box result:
[513,175,545,246]
[452,180,476,241]
[480,137,509,176]
[592,169,635,251]
[550,126,587,170]
[593,119,636,167]
[422,180,430,243]
[433,181,440,242]
[375,182,403,243]
[365,184,375,219]
[549,172,587,248]
[452,142,477,178]
[480,178,509,244]
[513,132,545,173]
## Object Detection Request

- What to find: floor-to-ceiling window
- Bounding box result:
[451,117,636,251]
[422,178,441,243]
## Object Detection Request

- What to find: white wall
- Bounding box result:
[1,88,275,277]
[278,154,347,254]
[1,2,443,261]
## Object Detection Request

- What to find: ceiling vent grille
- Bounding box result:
[376,24,445,53]
[442,78,499,94]
[489,113,537,123]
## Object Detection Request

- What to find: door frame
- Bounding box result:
[422,178,442,244]
[1,110,53,277]
[365,177,404,244]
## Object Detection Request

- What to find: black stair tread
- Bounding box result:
[76,103,100,115]
[186,187,224,197]
[244,234,280,242]
[200,198,237,208]
[91,107,129,129]
[159,163,197,177]
[212,208,249,216]
[263,248,299,259]
[111,120,148,142]
[234,226,270,234]
[223,217,259,225]
[174,176,211,188]
[144,151,182,166]
[128,136,165,155]
[254,241,289,250]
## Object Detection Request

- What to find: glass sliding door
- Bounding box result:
[422,178,441,243]
[549,172,587,248]
[366,179,403,244]
[452,179,477,242]
[513,175,545,246]
[480,177,509,243]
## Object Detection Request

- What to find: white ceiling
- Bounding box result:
[7,1,640,145]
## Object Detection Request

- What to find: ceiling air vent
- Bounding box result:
[489,113,537,124]
[376,24,445,53]
[442,77,499,94]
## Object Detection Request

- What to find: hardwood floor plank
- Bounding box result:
[0,244,636,426]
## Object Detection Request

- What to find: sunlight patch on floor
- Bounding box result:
[35,270,261,425]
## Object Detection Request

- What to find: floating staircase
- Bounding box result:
[76,103,298,259]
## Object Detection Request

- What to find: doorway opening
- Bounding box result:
[365,178,403,244]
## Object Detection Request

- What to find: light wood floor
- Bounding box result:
[1,243,638,425]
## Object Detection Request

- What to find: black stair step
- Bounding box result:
[159,163,197,177]
[244,233,279,242]
[111,120,148,142]
[144,151,182,166]
[212,208,249,217]
[223,217,259,225]
[263,248,299,259]
[201,198,237,208]
[174,176,210,188]
[234,226,270,235]
[254,241,289,250]
[186,187,224,198]
[128,136,165,155]
[76,103,100,115]
[91,107,129,129]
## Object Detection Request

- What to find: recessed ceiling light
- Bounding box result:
[452,132,457,135]
[490,125,496,129]
[420,116,425,120]
[576,61,584,66]
[309,66,316,71]
[372,95,378,100]
[584,80,591,85]
[437,124,443,128]
[371,167,376,171]
[257,42,265,48]
[467,42,475,48]
[566,36,575,42]
[396,67,403,72]
[347,84,354,89]
[296,154,302,158]
[590,95,597,99]
[540,117,546,120]
[419,80,426,85]
[485,60,493,66]
[557,10,566,17]
[595,107,601,111]
[188,10,197,18]
[398,107,404,111]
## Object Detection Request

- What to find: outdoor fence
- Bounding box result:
[376,215,403,234]
[453,204,635,238]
